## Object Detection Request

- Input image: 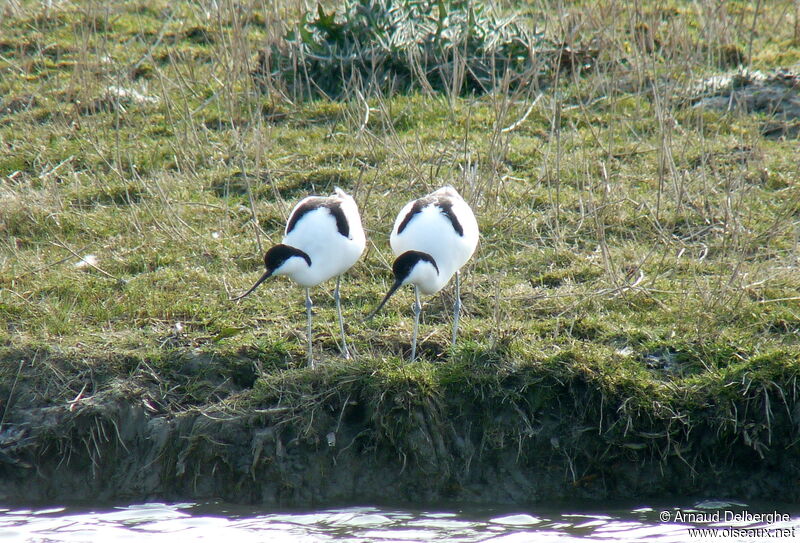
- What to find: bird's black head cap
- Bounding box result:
[231,244,311,301]
[366,251,438,320]
[392,250,439,282]
[264,244,311,272]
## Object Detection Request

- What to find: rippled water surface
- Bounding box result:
[2,500,798,542]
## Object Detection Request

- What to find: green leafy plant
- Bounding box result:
[255,0,543,98]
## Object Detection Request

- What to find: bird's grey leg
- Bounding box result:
[411,285,421,363]
[334,276,350,359]
[452,271,462,350]
[305,288,314,368]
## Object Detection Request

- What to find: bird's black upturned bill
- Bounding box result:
[365,280,403,320]
[230,269,273,301]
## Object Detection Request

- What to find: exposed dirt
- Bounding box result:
[1,363,797,506]
[692,68,800,138]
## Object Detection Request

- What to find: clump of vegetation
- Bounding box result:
[255,0,542,98]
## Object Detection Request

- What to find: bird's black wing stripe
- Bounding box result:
[286,198,350,238]
[436,199,464,236]
[396,196,464,237]
[396,199,426,235]
[325,202,350,237]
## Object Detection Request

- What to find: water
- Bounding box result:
[2,500,798,542]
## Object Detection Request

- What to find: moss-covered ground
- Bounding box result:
[2,0,800,503]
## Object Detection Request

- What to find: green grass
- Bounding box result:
[2,0,800,473]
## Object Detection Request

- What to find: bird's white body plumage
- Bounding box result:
[235,187,365,365]
[390,186,478,294]
[277,188,366,287]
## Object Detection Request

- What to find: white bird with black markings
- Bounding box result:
[232,187,366,366]
[368,186,479,362]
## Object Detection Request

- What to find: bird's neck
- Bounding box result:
[274,256,318,286]
[405,262,445,295]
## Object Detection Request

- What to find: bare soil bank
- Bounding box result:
[1,352,796,506]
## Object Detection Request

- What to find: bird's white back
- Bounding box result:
[281,189,366,287]
[390,186,478,293]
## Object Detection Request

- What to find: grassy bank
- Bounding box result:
[2,0,800,502]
